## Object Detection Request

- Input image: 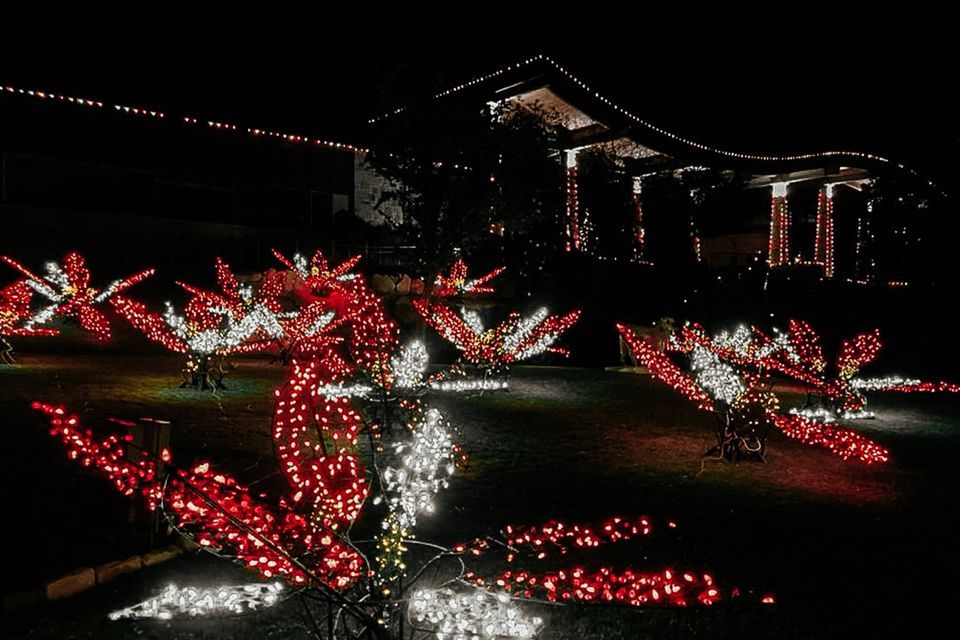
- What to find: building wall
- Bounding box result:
[353,154,403,226]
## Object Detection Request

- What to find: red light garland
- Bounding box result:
[453,515,753,608]
[768,413,889,465]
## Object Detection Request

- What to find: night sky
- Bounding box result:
[2,3,957,188]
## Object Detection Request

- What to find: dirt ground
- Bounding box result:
[3,353,959,638]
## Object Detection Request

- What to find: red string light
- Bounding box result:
[455,515,743,608]
[768,413,889,464]
[617,324,714,410]
[432,259,505,297]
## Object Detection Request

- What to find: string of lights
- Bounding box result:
[108,583,284,620]
[0,83,368,154]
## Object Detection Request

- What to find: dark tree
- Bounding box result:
[366,101,565,279]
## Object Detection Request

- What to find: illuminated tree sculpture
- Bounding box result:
[415,260,580,381]
[1,252,154,342]
[112,257,286,390]
[707,320,959,419]
[618,323,891,464]
[34,250,761,638]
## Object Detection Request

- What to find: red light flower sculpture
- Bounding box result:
[432,258,505,297]
[1,252,153,341]
[619,323,890,464]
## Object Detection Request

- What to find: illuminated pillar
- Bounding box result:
[564,150,580,252]
[768,182,791,267]
[632,176,645,262]
[814,184,835,278]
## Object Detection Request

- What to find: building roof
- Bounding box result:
[369,54,937,187]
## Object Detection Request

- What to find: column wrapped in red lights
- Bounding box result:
[768,183,791,267]
[814,185,835,278]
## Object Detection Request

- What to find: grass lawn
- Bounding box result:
[2,352,959,638]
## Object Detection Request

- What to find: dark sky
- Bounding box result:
[2,3,957,184]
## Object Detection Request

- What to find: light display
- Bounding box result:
[112,258,288,389]
[769,413,889,464]
[367,53,925,186]
[433,259,505,297]
[689,345,745,407]
[565,165,581,252]
[768,184,791,267]
[391,341,429,390]
[380,408,456,531]
[33,402,365,590]
[428,378,509,392]
[620,322,891,464]
[2,280,59,363]
[31,248,769,636]
[632,181,646,262]
[409,587,543,640]
[454,515,739,609]
[1,252,153,342]
[416,299,579,369]
[108,582,284,620]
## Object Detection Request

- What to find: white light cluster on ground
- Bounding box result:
[108,582,283,620]
[690,345,745,406]
[391,341,428,389]
[409,587,543,640]
[381,408,455,531]
[428,379,509,392]
[851,376,921,391]
[788,407,875,421]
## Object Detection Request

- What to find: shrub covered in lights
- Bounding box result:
[622,318,957,464]
[112,257,287,389]
[415,259,581,380]
[619,322,891,464]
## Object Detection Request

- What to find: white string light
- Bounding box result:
[108,582,283,621]
[1,83,368,154]
[391,341,429,390]
[851,376,922,391]
[368,53,937,190]
[428,379,509,392]
[689,345,745,406]
[408,587,543,640]
[379,408,456,531]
